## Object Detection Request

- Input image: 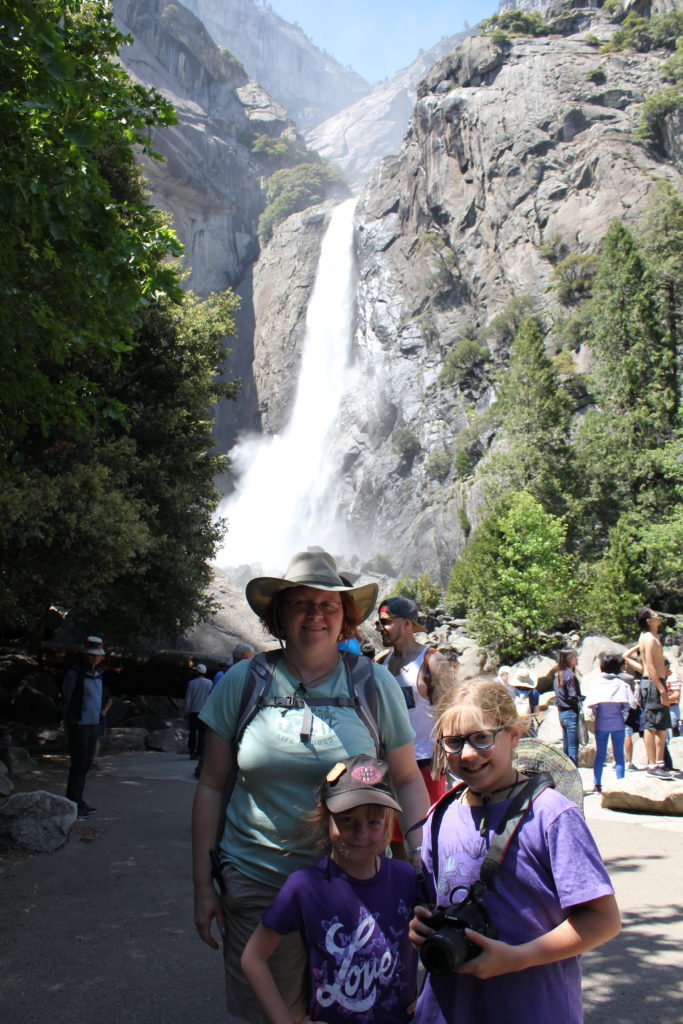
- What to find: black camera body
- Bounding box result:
[420,893,498,975]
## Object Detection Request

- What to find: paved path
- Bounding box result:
[1,753,682,1023]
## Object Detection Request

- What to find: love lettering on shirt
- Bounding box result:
[316,914,399,1014]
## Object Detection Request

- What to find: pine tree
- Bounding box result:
[573,220,678,553]
[485,317,570,515]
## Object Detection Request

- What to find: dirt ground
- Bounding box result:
[1,752,682,1023]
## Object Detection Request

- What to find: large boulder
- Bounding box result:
[103,728,147,752]
[577,636,624,678]
[0,760,13,797]
[0,790,77,853]
[146,728,183,753]
[0,746,34,776]
[601,775,683,815]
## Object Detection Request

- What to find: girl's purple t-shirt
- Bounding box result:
[415,788,614,1024]
[263,856,418,1024]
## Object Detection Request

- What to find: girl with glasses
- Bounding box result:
[410,678,620,1024]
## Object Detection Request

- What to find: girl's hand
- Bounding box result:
[456,928,525,979]
[409,904,435,947]
[194,883,225,949]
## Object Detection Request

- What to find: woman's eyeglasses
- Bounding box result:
[284,599,342,615]
[438,728,505,755]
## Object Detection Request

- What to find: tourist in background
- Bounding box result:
[585,653,638,793]
[553,648,582,766]
[192,550,428,1024]
[508,666,540,737]
[185,663,211,760]
[63,635,105,819]
[375,595,455,858]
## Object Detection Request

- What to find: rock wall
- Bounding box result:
[249,11,683,580]
[177,0,370,129]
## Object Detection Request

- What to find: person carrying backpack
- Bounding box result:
[192,550,429,1024]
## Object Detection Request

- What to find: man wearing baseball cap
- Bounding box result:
[63,636,105,818]
[375,596,455,858]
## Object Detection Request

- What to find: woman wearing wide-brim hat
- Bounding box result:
[192,550,428,1024]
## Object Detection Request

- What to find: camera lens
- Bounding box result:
[420,929,471,975]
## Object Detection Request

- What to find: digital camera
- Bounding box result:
[419,891,498,975]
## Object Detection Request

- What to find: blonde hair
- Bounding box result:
[305,802,395,851]
[433,677,526,774]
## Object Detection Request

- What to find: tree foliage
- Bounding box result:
[0,0,181,451]
[0,1,240,645]
[446,493,573,660]
[258,163,347,243]
[390,573,444,611]
[485,318,570,514]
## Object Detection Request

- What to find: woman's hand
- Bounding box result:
[194,881,225,949]
[409,904,435,947]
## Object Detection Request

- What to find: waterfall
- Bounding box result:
[214,197,358,573]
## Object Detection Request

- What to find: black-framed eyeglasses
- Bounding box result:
[375,617,398,629]
[438,728,505,755]
[284,599,342,615]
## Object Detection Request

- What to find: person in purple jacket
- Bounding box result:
[410,678,621,1024]
[241,754,419,1024]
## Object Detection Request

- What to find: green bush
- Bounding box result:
[603,10,683,53]
[426,449,452,481]
[458,505,471,538]
[585,66,607,84]
[662,39,683,84]
[584,34,602,48]
[258,163,343,243]
[552,253,600,305]
[441,338,492,385]
[390,572,443,611]
[482,11,550,37]
[634,87,683,148]
[392,427,421,460]
[454,449,473,480]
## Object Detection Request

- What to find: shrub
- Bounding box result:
[552,253,600,305]
[482,11,550,37]
[634,87,683,148]
[426,449,452,481]
[258,163,344,243]
[441,338,492,385]
[454,449,473,479]
[392,427,421,460]
[458,505,471,538]
[584,34,601,48]
[585,66,607,84]
[662,39,683,84]
[390,572,443,611]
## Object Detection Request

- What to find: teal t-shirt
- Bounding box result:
[200,654,414,887]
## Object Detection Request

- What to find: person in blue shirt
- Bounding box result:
[63,635,104,818]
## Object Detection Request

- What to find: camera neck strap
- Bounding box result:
[421,771,555,903]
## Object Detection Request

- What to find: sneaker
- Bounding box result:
[593,784,602,794]
[77,807,90,819]
[647,766,674,779]
[626,762,638,771]
[83,804,97,814]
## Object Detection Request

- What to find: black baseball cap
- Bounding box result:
[320,755,402,813]
[378,596,421,628]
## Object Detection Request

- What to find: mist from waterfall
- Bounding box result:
[214,198,358,575]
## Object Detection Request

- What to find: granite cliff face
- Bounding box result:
[306,32,469,185]
[248,11,683,579]
[177,0,370,129]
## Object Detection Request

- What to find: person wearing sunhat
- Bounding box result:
[509,666,540,737]
[63,635,105,819]
[192,549,428,1024]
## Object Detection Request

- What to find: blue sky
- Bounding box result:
[268,1,501,83]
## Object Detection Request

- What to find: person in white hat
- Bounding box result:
[63,636,105,818]
[185,663,211,760]
[192,549,428,1024]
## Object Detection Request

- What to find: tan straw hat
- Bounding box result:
[246,550,378,623]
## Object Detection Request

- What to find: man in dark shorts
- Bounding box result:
[635,607,673,779]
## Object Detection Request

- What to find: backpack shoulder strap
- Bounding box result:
[233,650,280,747]
[343,653,382,758]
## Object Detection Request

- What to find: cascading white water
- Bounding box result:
[214,197,358,573]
